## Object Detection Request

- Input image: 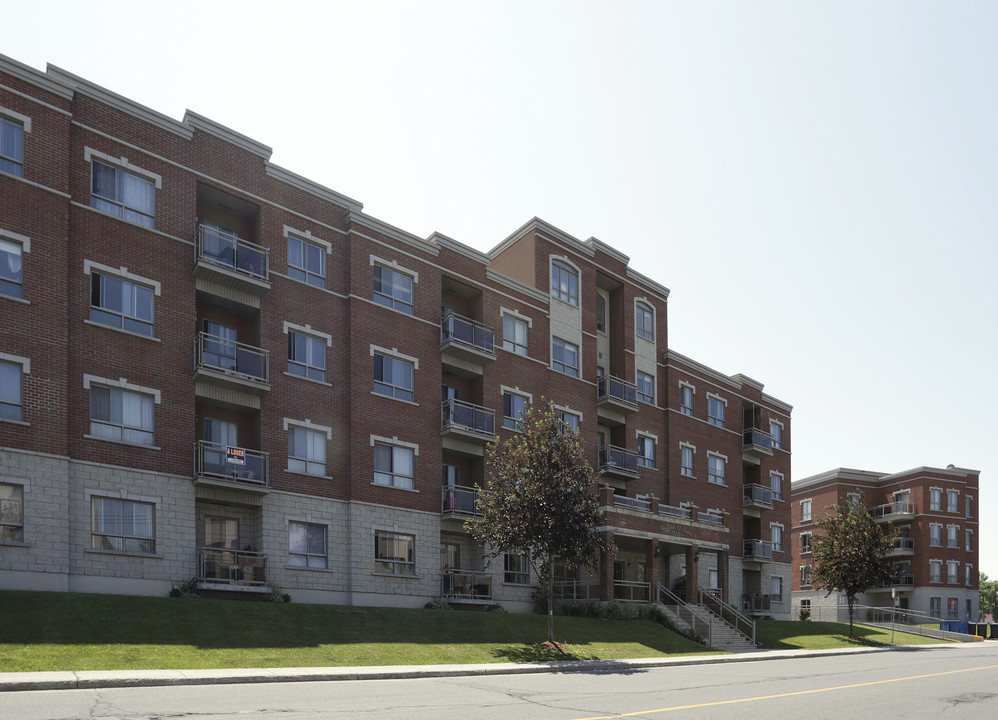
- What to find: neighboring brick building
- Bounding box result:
[0,54,792,617]
[790,466,980,622]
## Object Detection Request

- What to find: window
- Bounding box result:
[707,453,726,485]
[289,521,327,569]
[375,530,415,575]
[287,234,326,287]
[552,338,579,377]
[770,576,783,601]
[90,385,154,445]
[929,597,941,618]
[929,523,942,547]
[504,551,529,584]
[91,161,155,227]
[91,496,154,553]
[947,597,959,619]
[801,499,812,523]
[801,565,812,587]
[636,371,654,404]
[288,331,326,382]
[0,115,24,177]
[930,487,942,511]
[680,443,695,477]
[635,301,654,341]
[947,489,959,513]
[595,293,606,333]
[707,395,725,427]
[680,384,694,416]
[930,560,942,583]
[373,353,414,402]
[770,420,783,449]
[800,599,811,614]
[966,564,973,586]
[373,264,413,314]
[771,524,784,552]
[637,434,656,468]
[0,483,24,542]
[558,409,580,434]
[947,525,959,548]
[550,259,578,306]
[966,496,973,518]
[374,442,415,489]
[502,390,529,430]
[287,426,326,476]
[0,360,23,422]
[801,532,812,554]
[90,271,155,336]
[770,471,783,501]
[0,234,25,299]
[847,492,862,508]
[966,529,973,552]
[708,569,719,589]
[502,313,529,355]
[947,560,959,584]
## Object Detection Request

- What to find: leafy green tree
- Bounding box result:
[467,401,609,645]
[980,572,998,620]
[811,495,895,636]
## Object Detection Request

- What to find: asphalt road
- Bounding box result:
[4,644,998,720]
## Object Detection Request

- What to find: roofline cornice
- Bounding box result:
[349,211,439,256]
[0,54,73,99]
[184,111,272,160]
[266,163,363,214]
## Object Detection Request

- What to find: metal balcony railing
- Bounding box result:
[440,312,494,354]
[743,539,774,560]
[194,332,269,382]
[698,511,724,526]
[441,485,481,516]
[614,581,651,603]
[197,546,266,586]
[195,223,268,281]
[742,483,774,508]
[599,445,639,475]
[194,441,269,487]
[441,570,492,600]
[659,504,693,520]
[870,501,914,519]
[553,580,601,602]
[614,496,652,512]
[891,537,915,552]
[597,376,638,407]
[441,399,495,437]
[742,427,773,453]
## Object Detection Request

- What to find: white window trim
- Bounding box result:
[0,106,31,134]
[706,450,727,485]
[369,434,420,455]
[770,522,785,550]
[966,529,973,551]
[282,417,333,439]
[283,225,332,254]
[83,374,161,404]
[929,486,943,510]
[679,441,696,477]
[285,515,333,572]
[636,370,656,404]
[553,403,582,424]
[499,307,532,327]
[283,321,333,347]
[707,393,727,408]
[0,228,30,254]
[369,344,419,370]
[801,531,812,554]
[636,431,657,468]
[634,297,655,342]
[500,386,533,431]
[372,525,419,577]
[83,260,162,296]
[84,147,162,188]
[0,352,30,377]
[770,470,784,498]
[369,254,419,284]
[549,255,581,307]
[929,522,942,545]
[551,336,580,376]
[929,558,943,583]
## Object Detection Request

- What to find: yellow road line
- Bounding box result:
[572,663,998,720]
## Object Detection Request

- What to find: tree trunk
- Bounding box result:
[848,595,855,636]
[547,564,554,643]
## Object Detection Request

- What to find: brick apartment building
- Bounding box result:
[0,54,793,617]
[790,466,980,622]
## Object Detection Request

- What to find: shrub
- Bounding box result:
[486,603,507,613]
[424,600,453,610]
[267,582,289,603]
[169,577,198,598]
[799,607,811,621]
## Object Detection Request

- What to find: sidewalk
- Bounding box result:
[0,645,919,692]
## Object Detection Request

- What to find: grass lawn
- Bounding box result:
[755,620,946,650]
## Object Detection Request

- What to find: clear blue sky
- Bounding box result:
[7,1,996,574]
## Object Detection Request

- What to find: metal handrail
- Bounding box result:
[194,223,269,280]
[870,501,915,518]
[614,496,652,512]
[194,440,269,486]
[194,332,269,382]
[614,580,651,603]
[597,376,638,406]
[440,569,493,599]
[699,586,756,645]
[197,546,267,586]
[599,445,639,474]
[742,483,774,507]
[441,484,481,515]
[659,504,693,520]
[440,311,495,354]
[441,398,496,436]
[657,582,712,647]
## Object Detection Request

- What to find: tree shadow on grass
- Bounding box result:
[491,645,647,675]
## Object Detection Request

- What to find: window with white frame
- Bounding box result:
[930,487,942,511]
[0,112,26,177]
[373,350,415,402]
[770,420,783,449]
[502,389,530,430]
[286,422,328,476]
[88,382,156,446]
[375,530,415,575]
[0,230,28,299]
[679,383,694,415]
[929,596,941,618]
[708,568,719,589]
[966,529,973,552]
[0,483,24,542]
[770,575,783,601]
[288,521,328,569]
[91,496,155,553]
[947,489,959,513]
[636,371,654,404]
[504,551,529,584]
[929,559,942,583]
[929,523,942,546]
[595,293,606,333]
[801,565,812,587]
[707,395,725,427]
[800,598,811,614]
[637,434,656,468]
[947,525,959,548]
[635,301,654,341]
[947,560,959,584]
[680,443,695,477]
[800,532,812,554]
[0,357,26,422]
[770,471,783,500]
[801,498,812,523]
[372,262,414,314]
[287,327,327,382]
[947,597,959,619]
[707,452,726,485]
[771,523,784,552]
[89,156,157,228]
[967,564,973,586]
[287,233,326,287]
[551,337,579,377]
[89,268,157,337]
[502,312,529,355]
[557,409,580,434]
[373,439,415,490]
[847,492,862,507]
[550,259,578,306]
[966,496,973,518]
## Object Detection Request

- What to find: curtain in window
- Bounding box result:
[0,239,21,280]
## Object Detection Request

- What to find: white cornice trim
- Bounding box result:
[485,267,549,303]
[488,217,595,260]
[349,211,439,256]
[429,231,490,264]
[625,266,671,301]
[0,54,73,99]
[183,111,272,160]
[266,163,363,213]
[667,350,792,413]
[586,237,629,264]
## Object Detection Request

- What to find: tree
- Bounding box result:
[810,495,895,636]
[467,400,609,645]
[980,572,998,620]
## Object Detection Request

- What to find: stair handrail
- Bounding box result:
[656,583,712,648]
[698,587,756,645]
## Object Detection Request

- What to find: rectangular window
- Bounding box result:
[552,338,579,377]
[288,427,326,475]
[373,264,413,314]
[637,435,656,468]
[635,302,654,341]
[707,395,725,427]
[504,551,529,584]
[91,161,155,227]
[847,492,862,507]
[930,487,942,511]
[0,116,24,177]
[636,371,654,404]
[801,598,811,613]
[801,532,812,554]
[90,385,154,445]
[288,331,326,382]
[502,314,529,355]
[947,598,959,619]
[770,420,783,449]
[550,260,578,306]
[0,237,24,298]
[771,524,784,552]
[374,354,414,402]
[0,483,24,542]
[0,360,23,422]
[930,560,942,583]
[770,576,783,600]
[967,564,973,586]
[929,596,941,618]
[374,442,414,489]
[680,444,694,477]
[801,565,812,587]
[707,453,726,485]
[966,529,973,552]
[770,471,783,500]
[680,384,693,416]
[801,499,812,523]
[502,391,529,430]
[375,530,415,575]
[929,523,942,547]
[289,521,327,569]
[90,272,154,336]
[91,496,154,553]
[947,525,959,548]
[558,410,580,434]
[966,496,973,518]
[947,489,959,513]
[287,235,325,287]
[947,561,959,584]
[595,294,606,333]
[708,569,719,589]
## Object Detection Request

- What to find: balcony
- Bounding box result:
[193,440,269,493]
[599,445,639,480]
[196,547,268,591]
[743,483,774,510]
[614,495,652,512]
[659,504,693,521]
[440,312,496,375]
[887,536,915,557]
[697,511,725,527]
[614,581,651,603]
[870,573,915,591]
[596,376,638,426]
[441,399,496,456]
[870,501,914,522]
[193,332,270,406]
[441,485,482,518]
[441,570,492,601]
[742,427,773,465]
[193,224,270,307]
[743,593,774,614]
[743,539,774,561]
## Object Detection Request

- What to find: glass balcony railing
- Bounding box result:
[194,440,268,487]
[659,504,693,520]
[441,399,495,437]
[743,539,774,560]
[743,483,774,507]
[599,445,638,476]
[194,332,269,383]
[195,223,268,281]
[440,570,492,600]
[440,312,495,355]
[614,496,652,512]
[870,501,914,519]
[441,485,482,515]
[698,511,725,526]
[597,376,638,408]
[197,546,267,586]
[742,428,773,453]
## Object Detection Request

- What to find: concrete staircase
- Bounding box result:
[657,602,758,652]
